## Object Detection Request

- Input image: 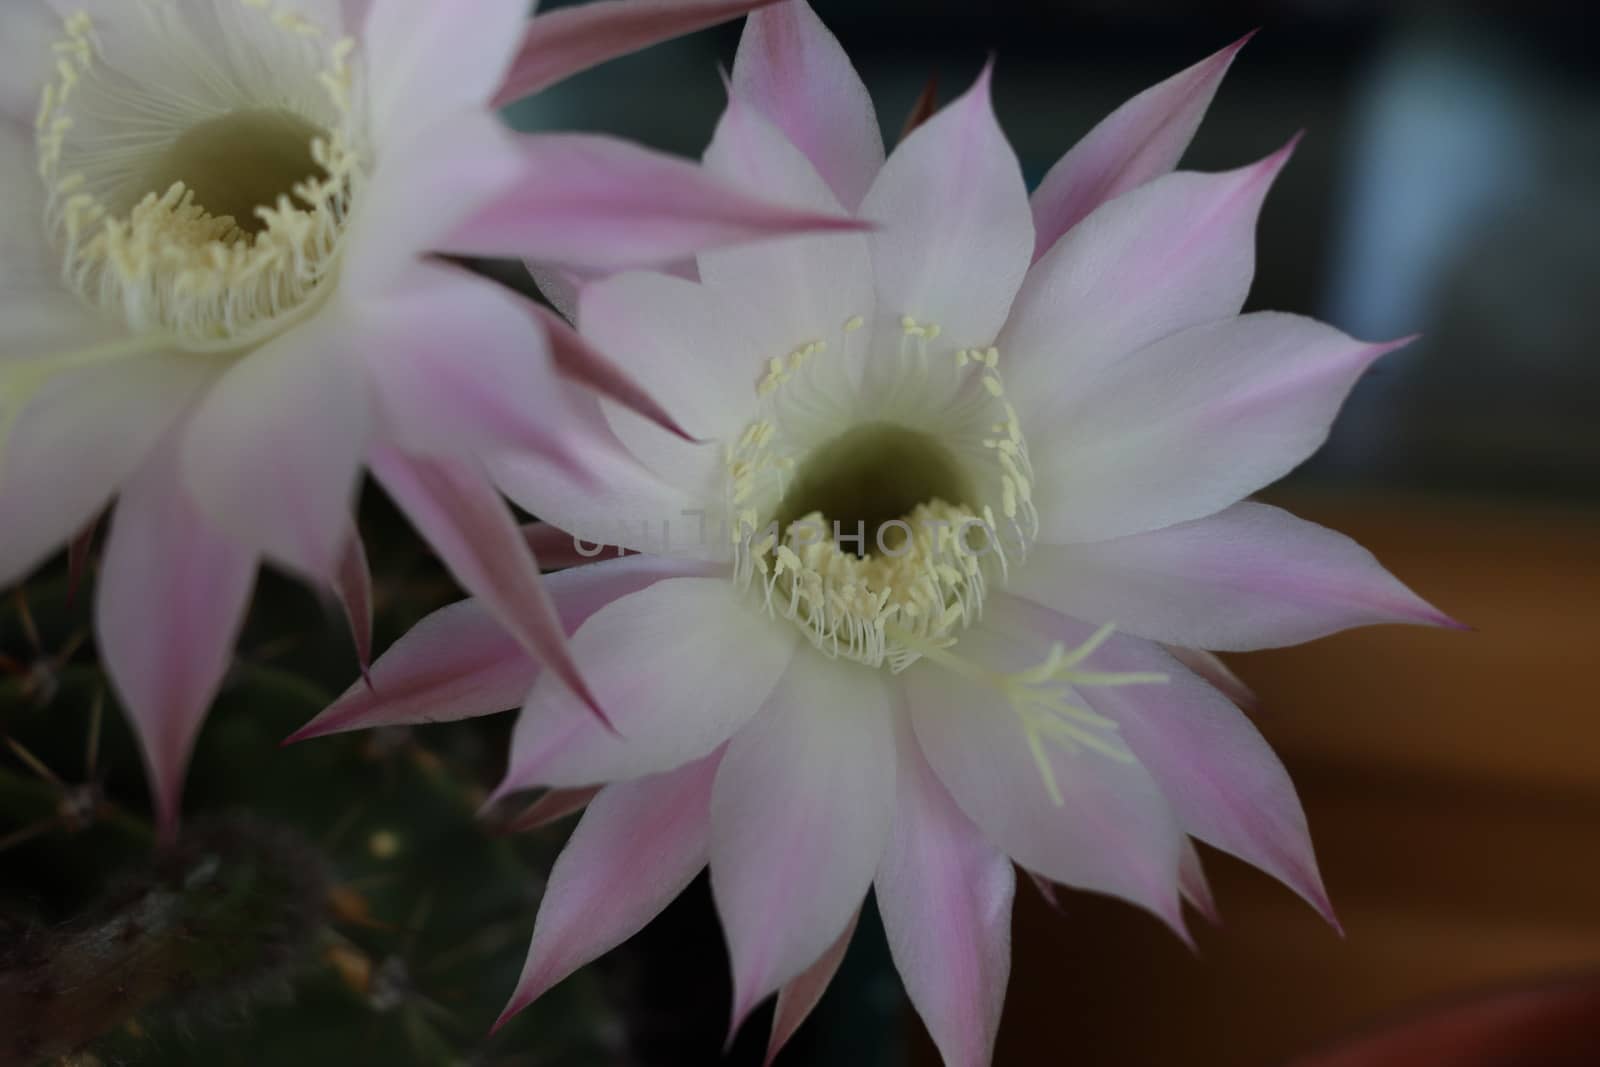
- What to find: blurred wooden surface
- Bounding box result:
[910,492,1600,1066]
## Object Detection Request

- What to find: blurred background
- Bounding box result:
[3,2,1596,1065]
[509,2,1600,1064]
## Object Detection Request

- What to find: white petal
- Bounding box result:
[710,652,896,1031]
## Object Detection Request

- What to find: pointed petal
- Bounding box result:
[497,577,795,792]
[730,1,884,209]
[1026,502,1456,651]
[96,438,256,839]
[859,64,1033,350]
[530,299,695,442]
[698,94,875,360]
[898,75,940,141]
[1004,595,1335,924]
[505,786,602,833]
[288,554,699,743]
[1164,647,1255,711]
[362,0,526,140]
[362,261,580,472]
[1,352,210,587]
[343,112,527,297]
[495,0,780,106]
[904,597,1185,931]
[66,517,97,607]
[1030,33,1253,260]
[765,909,859,1067]
[523,521,634,571]
[1179,839,1219,924]
[333,527,373,676]
[444,134,866,271]
[1003,141,1296,405]
[877,712,1014,1067]
[182,313,370,581]
[369,451,612,724]
[496,750,722,1027]
[712,654,895,1035]
[1031,315,1413,544]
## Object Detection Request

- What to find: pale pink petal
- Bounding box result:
[1003,595,1335,924]
[360,261,581,472]
[530,299,696,443]
[698,94,875,362]
[528,256,699,322]
[505,786,602,833]
[489,387,714,561]
[287,554,698,742]
[711,653,896,1034]
[765,909,860,1067]
[1,353,211,586]
[340,0,372,34]
[731,1,884,209]
[904,598,1185,932]
[369,450,608,725]
[1165,646,1255,711]
[66,518,96,606]
[1027,872,1063,913]
[1026,502,1458,651]
[876,711,1014,1067]
[96,437,256,839]
[362,0,525,140]
[1179,839,1219,924]
[444,134,865,271]
[495,750,723,1028]
[343,112,526,297]
[1030,33,1253,261]
[496,577,795,792]
[1030,315,1413,544]
[858,64,1033,350]
[494,0,780,107]
[333,527,373,677]
[523,521,635,570]
[1002,141,1296,405]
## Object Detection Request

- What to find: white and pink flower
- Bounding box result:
[291,5,1459,1063]
[0,0,855,834]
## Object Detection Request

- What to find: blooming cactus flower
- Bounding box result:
[291,4,1459,1063]
[0,0,857,835]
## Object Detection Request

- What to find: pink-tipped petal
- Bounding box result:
[698,94,874,363]
[287,555,694,744]
[1179,839,1220,924]
[494,0,781,107]
[859,63,1033,350]
[369,450,607,726]
[1030,33,1253,261]
[904,598,1186,933]
[711,654,896,1038]
[765,909,860,1067]
[362,261,581,473]
[1164,647,1256,712]
[96,438,256,840]
[731,1,884,209]
[505,786,602,833]
[362,0,526,140]
[496,577,794,794]
[333,527,374,677]
[444,134,866,271]
[523,521,633,570]
[1006,595,1335,925]
[496,750,722,1029]
[1027,872,1063,913]
[1,352,211,588]
[182,312,370,582]
[1003,140,1297,403]
[1027,501,1457,651]
[876,713,1015,1067]
[1031,315,1414,544]
[530,299,696,443]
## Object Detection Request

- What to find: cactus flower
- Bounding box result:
[291,4,1459,1063]
[0,0,852,835]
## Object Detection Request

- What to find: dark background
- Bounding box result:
[510,3,1600,1065]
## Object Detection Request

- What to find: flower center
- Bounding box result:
[728,317,1040,670]
[36,4,362,352]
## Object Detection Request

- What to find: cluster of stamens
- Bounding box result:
[34,3,363,352]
